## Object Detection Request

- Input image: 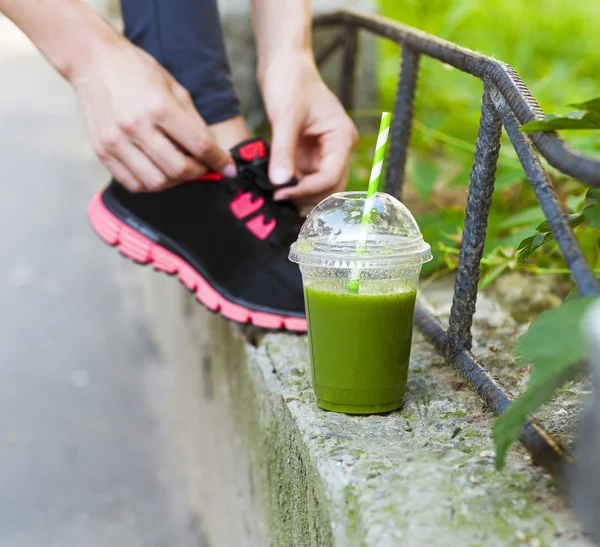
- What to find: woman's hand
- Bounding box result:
[71,41,236,192]
[259,53,358,205]
[0,0,237,193]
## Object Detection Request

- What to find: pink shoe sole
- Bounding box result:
[88,192,307,333]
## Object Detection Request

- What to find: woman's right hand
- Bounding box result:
[71,40,236,192]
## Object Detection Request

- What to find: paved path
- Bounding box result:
[0,19,204,547]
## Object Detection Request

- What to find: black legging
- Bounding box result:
[120,0,241,125]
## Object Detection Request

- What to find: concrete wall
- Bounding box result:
[133,266,591,547]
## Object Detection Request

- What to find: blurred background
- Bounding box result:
[349,0,600,286]
[0,0,597,545]
[0,5,205,546]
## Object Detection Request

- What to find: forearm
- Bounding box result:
[250,0,314,81]
[0,0,123,82]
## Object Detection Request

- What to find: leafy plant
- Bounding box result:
[378,0,600,157]
[492,190,600,467]
[516,188,600,264]
[408,158,438,203]
[375,0,600,473]
[521,99,600,133]
[374,0,600,286]
[517,214,588,263]
[494,296,598,468]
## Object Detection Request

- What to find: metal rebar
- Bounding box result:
[313,9,600,187]
[311,8,595,479]
[339,24,358,112]
[488,63,600,187]
[491,89,600,298]
[447,85,502,351]
[385,47,420,199]
[415,304,570,477]
[315,31,346,68]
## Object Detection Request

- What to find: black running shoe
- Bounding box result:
[88,138,307,332]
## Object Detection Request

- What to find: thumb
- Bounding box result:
[269,117,300,185]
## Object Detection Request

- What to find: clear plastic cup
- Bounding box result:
[289,191,432,414]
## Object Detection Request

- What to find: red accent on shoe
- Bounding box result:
[188,172,222,182]
[87,193,306,332]
[239,141,267,161]
[230,191,265,220]
[246,214,276,240]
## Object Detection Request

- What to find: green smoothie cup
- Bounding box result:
[289,191,432,414]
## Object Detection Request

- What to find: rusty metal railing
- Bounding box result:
[313,9,600,476]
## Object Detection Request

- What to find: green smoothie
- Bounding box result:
[304,282,416,414]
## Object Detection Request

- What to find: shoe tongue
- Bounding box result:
[231,139,268,163]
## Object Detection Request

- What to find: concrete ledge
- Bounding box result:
[134,266,590,547]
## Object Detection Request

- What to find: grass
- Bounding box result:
[347,0,600,281]
[378,0,600,149]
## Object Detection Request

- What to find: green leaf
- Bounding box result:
[494,169,525,191]
[566,193,586,213]
[409,158,438,203]
[480,262,509,289]
[518,296,596,381]
[516,236,535,262]
[494,296,598,469]
[517,209,590,263]
[584,199,600,230]
[569,98,600,114]
[521,111,600,133]
[516,232,554,262]
[498,206,545,229]
[494,361,581,469]
[576,227,600,268]
[564,288,581,303]
[535,212,586,234]
[485,224,534,255]
[584,187,600,209]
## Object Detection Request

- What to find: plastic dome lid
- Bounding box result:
[289,191,432,270]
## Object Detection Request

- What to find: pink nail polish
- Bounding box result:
[222,164,237,178]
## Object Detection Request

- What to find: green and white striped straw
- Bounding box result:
[348,112,392,293]
[363,111,392,219]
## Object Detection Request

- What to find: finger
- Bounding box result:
[113,140,169,191]
[104,156,144,193]
[274,134,352,201]
[155,96,237,177]
[274,169,347,204]
[269,115,302,185]
[134,128,208,182]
